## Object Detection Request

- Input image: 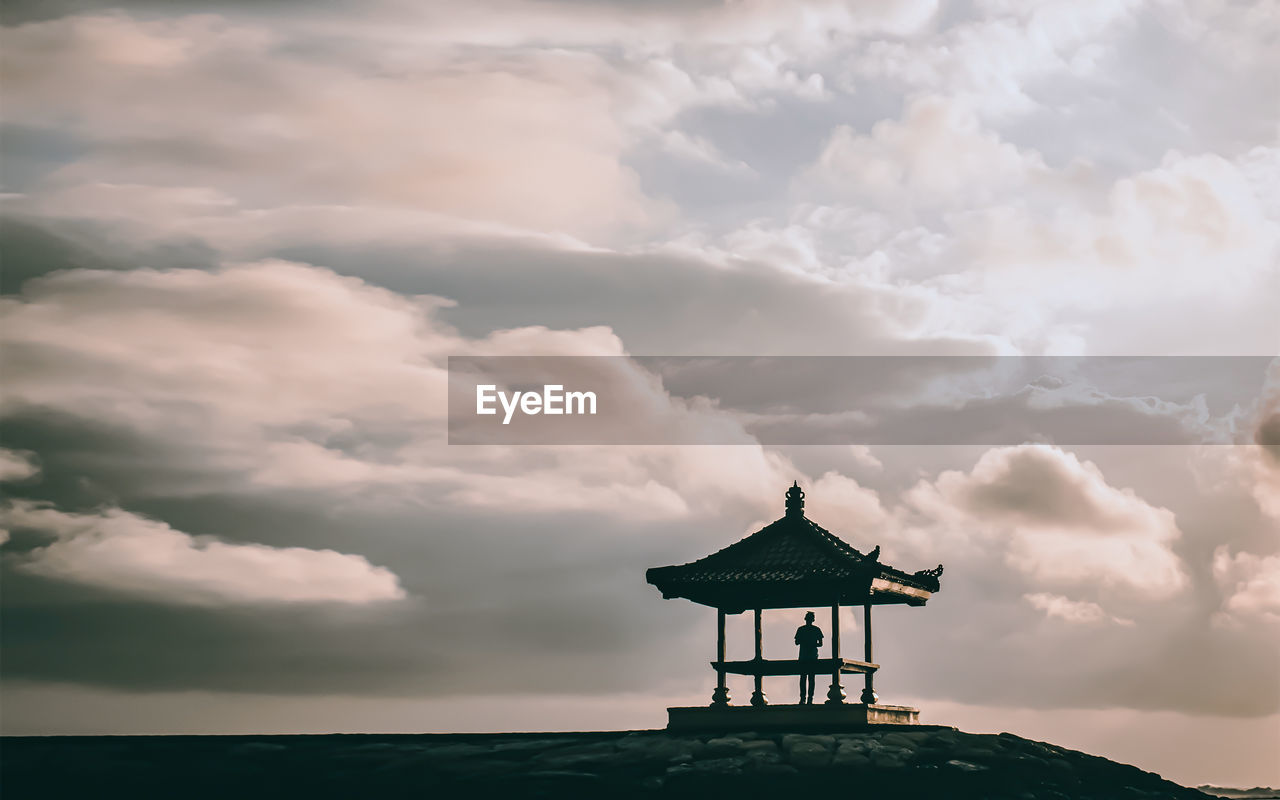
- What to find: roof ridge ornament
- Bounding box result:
[785,481,805,516]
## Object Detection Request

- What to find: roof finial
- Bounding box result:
[785,481,805,517]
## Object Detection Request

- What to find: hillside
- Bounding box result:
[2,727,1212,799]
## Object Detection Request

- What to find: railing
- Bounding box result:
[710,658,878,677]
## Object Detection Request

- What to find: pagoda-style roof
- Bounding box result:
[646,483,942,613]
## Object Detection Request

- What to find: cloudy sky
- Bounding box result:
[1,0,1278,789]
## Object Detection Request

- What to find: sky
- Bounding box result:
[1,0,1278,789]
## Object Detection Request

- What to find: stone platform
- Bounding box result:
[667,702,919,732]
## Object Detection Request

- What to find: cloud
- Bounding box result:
[1213,547,1280,627]
[0,258,808,520]
[658,130,755,174]
[1194,358,1280,520]
[0,500,406,605]
[1024,592,1134,626]
[850,0,1144,116]
[0,14,669,238]
[0,449,41,482]
[804,95,1050,207]
[1156,0,1280,74]
[938,148,1280,354]
[860,441,1280,719]
[0,2,942,243]
[907,444,1188,597]
[334,0,942,55]
[0,259,452,437]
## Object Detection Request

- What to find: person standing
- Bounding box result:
[794,611,823,704]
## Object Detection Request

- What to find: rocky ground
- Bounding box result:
[2,727,1212,799]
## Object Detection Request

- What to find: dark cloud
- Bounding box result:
[0,1,332,26]
[0,408,713,695]
[0,125,89,189]
[0,497,708,695]
[0,219,111,294]
[626,95,872,213]
[276,241,985,356]
[1,1,111,24]
[1256,413,1280,466]
[959,446,1115,526]
[0,217,218,294]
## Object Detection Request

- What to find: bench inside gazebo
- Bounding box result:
[646,482,943,731]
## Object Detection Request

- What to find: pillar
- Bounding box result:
[825,602,846,704]
[711,608,730,706]
[860,602,878,704]
[750,607,767,707]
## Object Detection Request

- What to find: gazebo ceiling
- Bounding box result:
[646,482,942,613]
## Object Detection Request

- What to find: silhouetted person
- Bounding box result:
[795,611,823,704]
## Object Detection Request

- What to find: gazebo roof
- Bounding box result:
[646,482,942,612]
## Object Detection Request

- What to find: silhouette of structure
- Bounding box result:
[647,482,943,730]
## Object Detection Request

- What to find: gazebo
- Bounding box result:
[646,482,943,730]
